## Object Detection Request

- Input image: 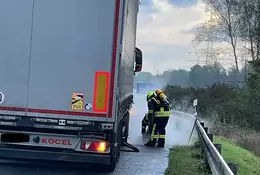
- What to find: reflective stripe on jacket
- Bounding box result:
[154,106,171,117]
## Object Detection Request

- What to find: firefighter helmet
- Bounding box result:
[146,91,155,101]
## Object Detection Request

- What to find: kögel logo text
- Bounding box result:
[41,138,72,145]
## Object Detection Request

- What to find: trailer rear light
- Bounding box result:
[80,140,108,152]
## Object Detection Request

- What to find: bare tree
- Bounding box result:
[238,0,260,60]
[194,0,241,71]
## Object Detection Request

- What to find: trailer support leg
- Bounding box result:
[121,141,139,152]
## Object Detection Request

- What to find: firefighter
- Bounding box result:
[141,91,159,134]
[144,90,171,148]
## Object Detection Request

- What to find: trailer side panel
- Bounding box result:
[117,0,139,118]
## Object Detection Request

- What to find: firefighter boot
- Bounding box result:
[157,138,165,148]
[144,140,156,147]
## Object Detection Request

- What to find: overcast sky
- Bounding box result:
[136,0,209,74]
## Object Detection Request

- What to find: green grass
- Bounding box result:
[164,142,210,175]
[214,136,260,175]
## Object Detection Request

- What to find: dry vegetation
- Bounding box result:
[212,124,260,156]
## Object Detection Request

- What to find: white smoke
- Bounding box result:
[166,110,197,146]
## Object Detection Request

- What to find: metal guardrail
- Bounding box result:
[195,118,236,175]
[173,108,238,175]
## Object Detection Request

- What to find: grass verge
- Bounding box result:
[164,142,210,175]
[214,136,260,175]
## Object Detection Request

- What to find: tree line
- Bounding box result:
[134,63,247,88]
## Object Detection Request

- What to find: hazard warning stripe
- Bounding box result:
[92,72,109,113]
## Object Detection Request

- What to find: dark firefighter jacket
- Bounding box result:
[147,97,171,122]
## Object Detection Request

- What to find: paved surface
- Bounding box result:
[0,94,196,175]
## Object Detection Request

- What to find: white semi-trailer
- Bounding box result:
[0,0,142,171]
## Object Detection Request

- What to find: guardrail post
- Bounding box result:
[203,127,208,134]
[207,133,213,142]
[214,144,221,154]
[227,163,238,175]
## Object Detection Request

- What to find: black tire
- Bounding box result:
[102,154,117,172]
[116,141,121,163]
[116,126,121,163]
[104,118,122,172]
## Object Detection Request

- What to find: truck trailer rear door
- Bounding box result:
[26,0,121,121]
[0,0,33,116]
[0,0,121,122]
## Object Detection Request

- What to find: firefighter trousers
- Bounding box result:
[149,117,169,146]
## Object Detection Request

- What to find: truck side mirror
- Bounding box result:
[134,47,142,73]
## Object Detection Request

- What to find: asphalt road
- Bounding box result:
[0,94,196,175]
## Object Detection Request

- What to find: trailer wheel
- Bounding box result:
[103,155,116,172]
[103,141,119,172]
[115,138,121,163]
[116,145,120,163]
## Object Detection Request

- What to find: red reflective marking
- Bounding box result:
[0,106,26,112]
[108,0,120,118]
[27,108,106,117]
[92,72,109,113]
[0,106,106,117]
